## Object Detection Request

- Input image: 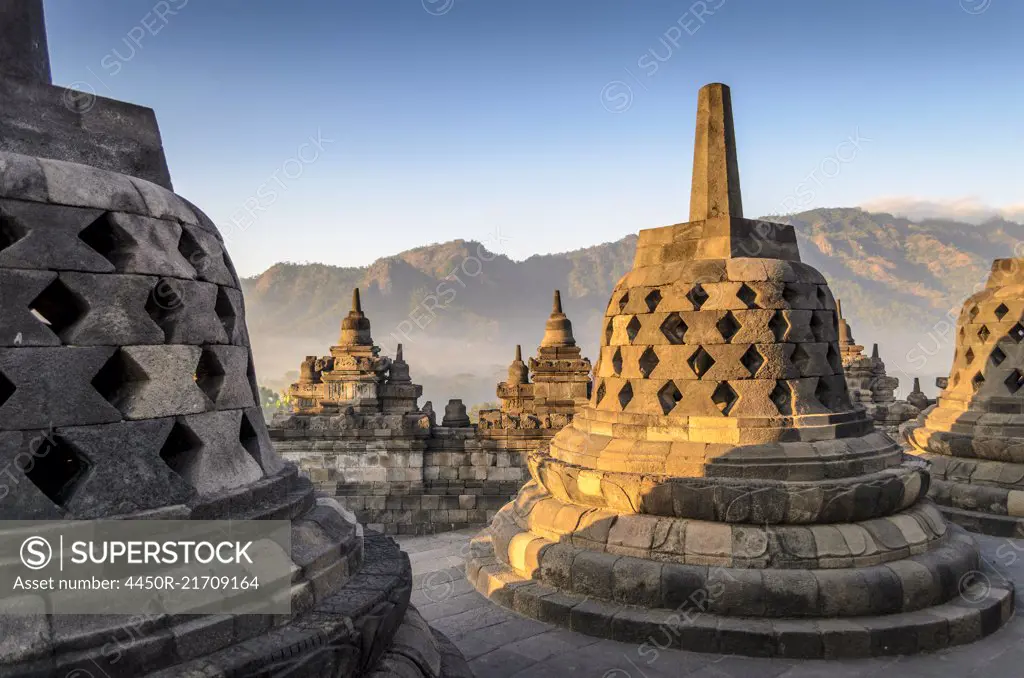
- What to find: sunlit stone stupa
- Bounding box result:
[466,83,1012,658]
[906,258,1024,537]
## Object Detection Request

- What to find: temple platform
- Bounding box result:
[401,529,1024,677]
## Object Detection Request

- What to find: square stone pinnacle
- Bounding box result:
[631,83,801,264]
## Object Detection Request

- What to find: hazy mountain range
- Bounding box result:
[243,207,1024,407]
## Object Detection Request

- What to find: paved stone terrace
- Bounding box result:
[399,529,1024,678]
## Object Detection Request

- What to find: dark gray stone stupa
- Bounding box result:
[0,2,470,676]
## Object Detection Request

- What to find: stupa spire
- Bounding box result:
[689,83,742,220]
[539,289,576,348]
[515,344,522,362]
[0,0,52,84]
[338,287,373,346]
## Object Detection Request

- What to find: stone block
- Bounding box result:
[660,562,707,611]
[570,550,616,599]
[818,618,870,658]
[0,152,47,202]
[148,279,230,345]
[611,556,663,606]
[55,272,166,345]
[0,269,63,347]
[0,346,122,429]
[763,569,818,617]
[199,345,254,409]
[104,345,209,420]
[58,419,195,518]
[0,199,113,272]
[170,410,264,496]
[177,222,236,286]
[39,157,147,213]
[0,430,65,519]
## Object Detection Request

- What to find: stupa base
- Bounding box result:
[907,450,1024,537]
[466,531,1013,659]
[933,501,1024,539]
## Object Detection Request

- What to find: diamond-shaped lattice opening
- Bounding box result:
[617,381,633,410]
[215,287,237,340]
[1010,323,1024,343]
[657,381,682,415]
[0,371,14,409]
[91,349,148,411]
[810,312,827,342]
[28,279,87,337]
[177,227,206,270]
[687,284,709,310]
[595,380,606,404]
[612,348,623,375]
[20,435,90,507]
[626,316,642,342]
[791,344,813,375]
[972,372,985,392]
[195,349,226,403]
[605,319,614,345]
[959,327,966,341]
[964,348,975,365]
[638,346,660,378]
[826,344,842,373]
[1005,369,1024,395]
[618,291,630,312]
[239,411,263,467]
[145,278,185,338]
[992,346,1007,366]
[737,284,758,309]
[687,346,716,379]
[739,345,764,377]
[711,382,738,416]
[770,381,792,415]
[782,284,801,307]
[716,311,741,343]
[978,325,991,342]
[768,311,789,341]
[815,377,836,410]
[160,421,203,481]
[644,289,662,313]
[0,215,27,254]
[995,303,1010,320]
[816,286,828,310]
[968,305,979,322]
[78,213,135,268]
[660,313,687,345]
[953,373,961,387]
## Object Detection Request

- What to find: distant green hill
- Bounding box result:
[243,207,1020,407]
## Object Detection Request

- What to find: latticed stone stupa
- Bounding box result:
[467,83,1012,658]
[0,3,469,675]
[905,258,1024,537]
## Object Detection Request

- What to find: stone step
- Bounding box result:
[467,535,1014,659]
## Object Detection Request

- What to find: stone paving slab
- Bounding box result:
[398,529,1024,677]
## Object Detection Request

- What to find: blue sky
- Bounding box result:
[44,0,1023,276]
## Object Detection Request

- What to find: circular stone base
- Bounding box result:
[466,531,1014,659]
[935,502,1024,539]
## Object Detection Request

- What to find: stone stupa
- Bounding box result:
[905,258,1024,537]
[836,301,920,437]
[467,83,1012,658]
[0,3,469,676]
